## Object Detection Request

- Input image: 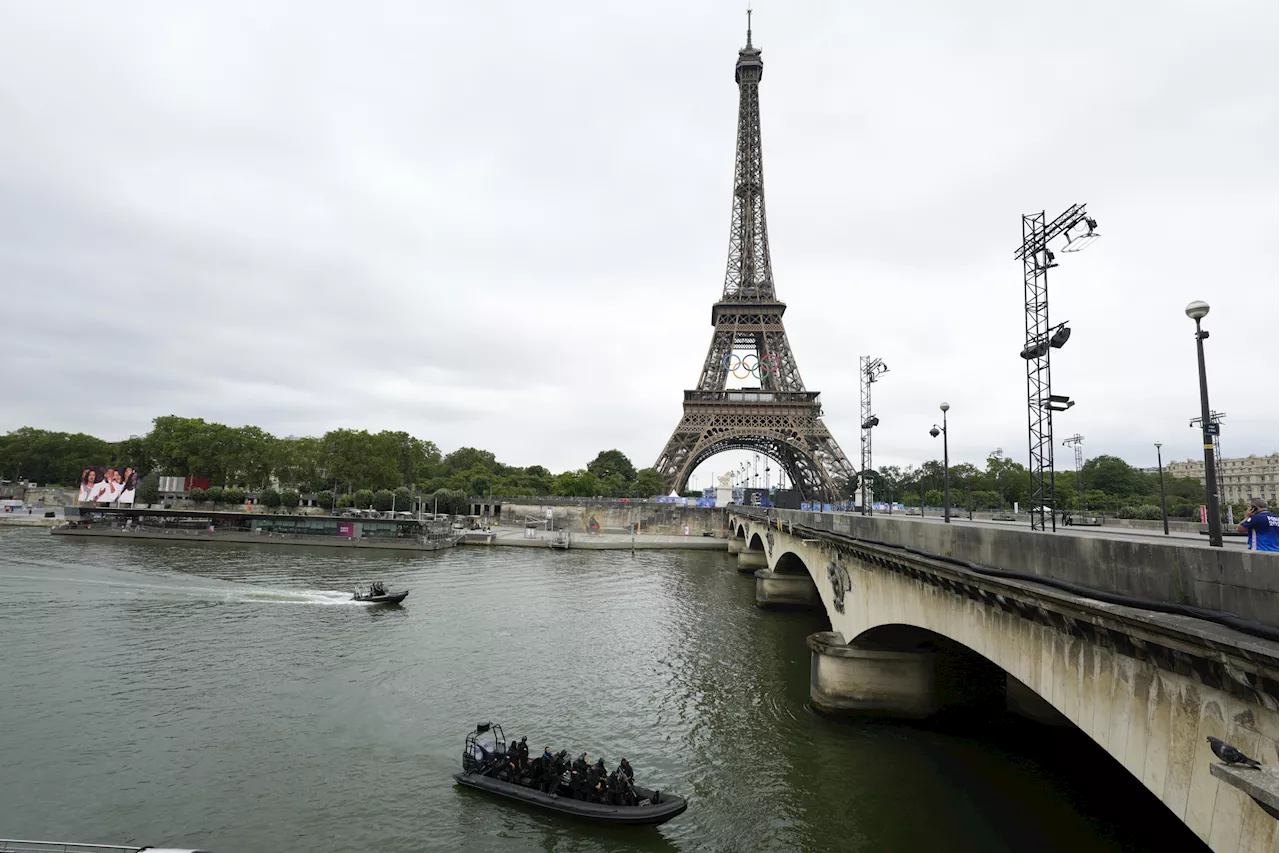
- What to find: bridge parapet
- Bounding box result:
[733,507,1278,628]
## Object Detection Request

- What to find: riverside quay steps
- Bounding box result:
[50,507,457,554]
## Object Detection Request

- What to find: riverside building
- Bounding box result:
[1165,452,1278,505]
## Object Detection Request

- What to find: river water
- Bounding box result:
[0,527,1205,852]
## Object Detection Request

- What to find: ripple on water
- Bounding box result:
[0,528,1209,853]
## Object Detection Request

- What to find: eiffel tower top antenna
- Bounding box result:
[746,5,753,47]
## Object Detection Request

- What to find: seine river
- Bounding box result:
[0,527,1205,852]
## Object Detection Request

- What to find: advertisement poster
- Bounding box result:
[76,467,142,506]
[337,521,355,538]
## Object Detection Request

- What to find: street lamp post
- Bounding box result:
[930,403,951,523]
[1186,301,1222,547]
[1155,441,1169,536]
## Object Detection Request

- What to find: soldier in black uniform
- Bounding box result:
[516,736,530,771]
[545,750,568,795]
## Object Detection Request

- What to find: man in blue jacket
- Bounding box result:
[1237,496,1278,552]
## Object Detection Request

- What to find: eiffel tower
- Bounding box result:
[654,20,856,501]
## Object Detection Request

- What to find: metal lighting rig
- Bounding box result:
[1189,410,1225,515]
[1014,204,1100,532]
[1062,433,1085,510]
[859,356,888,515]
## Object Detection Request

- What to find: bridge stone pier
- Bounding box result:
[730,508,1279,853]
[733,527,768,574]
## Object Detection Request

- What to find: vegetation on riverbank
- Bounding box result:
[867,453,1269,520]
[0,418,1262,519]
[0,418,667,506]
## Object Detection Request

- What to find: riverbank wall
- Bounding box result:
[49,526,456,554]
[459,529,728,550]
[488,501,727,537]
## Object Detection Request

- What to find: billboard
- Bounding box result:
[158,476,210,494]
[77,466,143,506]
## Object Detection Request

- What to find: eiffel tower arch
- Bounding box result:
[654,22,856,501]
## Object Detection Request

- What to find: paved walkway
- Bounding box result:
[841,512,1255,550]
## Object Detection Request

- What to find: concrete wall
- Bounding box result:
[752,510,1278,628]
[497,502,726,537]
[748,518,1280,853]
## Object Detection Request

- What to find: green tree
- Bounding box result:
[1080,455,1142,498]
[205,485,225,504]
[442,447,497,475]
[315,490,334,510]
[633,468,664,498]
[261,488,282,508]
[393,486,413,513]
[552,469,597,497]
[280,490,300,511]
[188,487,208,503]
[587,449,636,482]
[0,427,113,485]
[136,473,160,506]
[353,488,374,509]
[336,493,353,508]
[224,487,246,506]
[372,489,395,512]
[430,488,468,515]
[323,429,400,491]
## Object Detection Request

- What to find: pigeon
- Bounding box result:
[1207,736,1262,769]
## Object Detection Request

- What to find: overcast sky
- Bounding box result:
[1,1,1276,483]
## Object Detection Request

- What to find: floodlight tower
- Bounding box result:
[1062,433,1085,510]
[859,356,888,515]
[1013,204,1100,532]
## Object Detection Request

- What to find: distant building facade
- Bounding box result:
[1165,453,1278,505]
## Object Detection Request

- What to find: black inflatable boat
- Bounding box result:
[454,723,687,826]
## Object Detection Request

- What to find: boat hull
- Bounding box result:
[353,590,409,604]
[452,772,687,826]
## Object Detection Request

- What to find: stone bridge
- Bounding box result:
[728,508,1278,853]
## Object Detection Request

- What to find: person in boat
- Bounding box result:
[614,763,638,805]
[516,736,529,769]
[495,741,520,781]
[569,752,589,799]
[607,768,625,805]
[545,750,568,794]
[529,746,552,789]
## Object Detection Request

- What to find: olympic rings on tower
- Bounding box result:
[723,352,782,379]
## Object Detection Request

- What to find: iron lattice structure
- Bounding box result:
[1014,203,1091,532]
[1189,410,1225,505]
[654,25,856,501]
[1062,433,1085,507]
[859,357,888,514]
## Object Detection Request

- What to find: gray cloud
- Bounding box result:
[0,0,1274,481]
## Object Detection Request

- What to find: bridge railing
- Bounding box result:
[727,506,1278,628]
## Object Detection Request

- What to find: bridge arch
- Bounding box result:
[732,511,1279,851]
[660,436,843,502]
[773,550,810,576]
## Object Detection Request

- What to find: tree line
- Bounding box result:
[865,452,1271,521]
[2,418,1262,520]
[0,417,669,509]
